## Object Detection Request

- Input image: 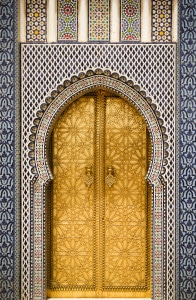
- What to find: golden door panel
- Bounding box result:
[48,96,96,292]
[47,91,151,298]
[104,97,148,289]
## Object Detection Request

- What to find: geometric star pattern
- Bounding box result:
[121,0,140,41]
[48,93,150,297]
[58,0,77,41]
[152,0,172,42]
[89,0,109,41]
[26,0,47,41]
[49,96,95,291]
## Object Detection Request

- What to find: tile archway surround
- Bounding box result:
[27,71,167,299]
[21,43,177,300]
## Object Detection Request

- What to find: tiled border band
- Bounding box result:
[0,1,20,299]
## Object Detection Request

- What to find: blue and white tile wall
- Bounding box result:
[0,1,20,299]
[0,1,195,299]
[178,1,196,300]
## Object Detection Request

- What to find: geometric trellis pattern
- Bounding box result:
[21,44,176,299]
[26,0,47,42]
[178,2,196,300]
[58,0,77,41]
[121,0,140,41]
[152,0,172,42]
[89,0,109,41]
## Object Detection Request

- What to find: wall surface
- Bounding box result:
[0,1,195,299]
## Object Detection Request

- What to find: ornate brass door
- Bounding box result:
[47,91,151,298]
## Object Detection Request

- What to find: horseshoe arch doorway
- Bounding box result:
[46,89,152,299]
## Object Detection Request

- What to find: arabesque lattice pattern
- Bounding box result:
[178,2,196,300]
[21,44,176,300]
[0,1,20,299]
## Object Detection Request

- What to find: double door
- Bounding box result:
[47,91,151,298]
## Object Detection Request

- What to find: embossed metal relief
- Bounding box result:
[104,97,149,289]
[48,91,151,297]
[49,96,95,291]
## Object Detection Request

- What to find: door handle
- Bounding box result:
[84,166,93,187]
[106,166,115,187]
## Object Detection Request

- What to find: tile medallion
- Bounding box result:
[58,0,77,41]
[121,0,140,41]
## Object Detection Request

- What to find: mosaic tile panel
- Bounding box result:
[26,0,47,42]
[58,0,77,41]
[21,44,176,299]
[152,0,172,42]
[178,1,196,300]
[0,0,20,299]
[121,0,140,41]
[89,0,109,41]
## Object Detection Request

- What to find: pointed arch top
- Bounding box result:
[29,69,168,184]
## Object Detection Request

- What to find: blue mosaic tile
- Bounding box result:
[178,1,196,300]
[0,0,19,299]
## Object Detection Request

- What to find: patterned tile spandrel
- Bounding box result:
[121,0,140,41]
[58,0,77,41]
[26,0,47,42]
[89,0,109,41]
[152,0,172,42]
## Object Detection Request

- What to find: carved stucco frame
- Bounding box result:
[29,71,167,299]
